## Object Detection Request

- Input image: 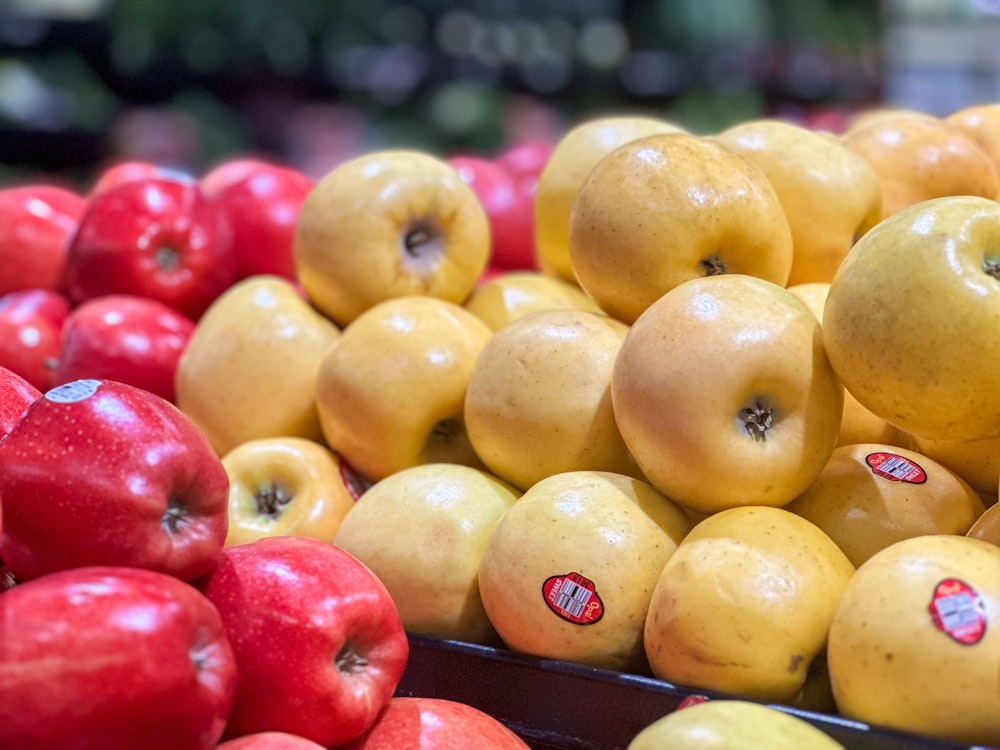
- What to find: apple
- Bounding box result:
[463,269,602,331]
[340,696,531,749]
[611,274,844,514]
[199,156,278,199]
[447,154,536,271]
[0,183,87,296]
[568,132,794,324]
[293,149,491,327]
[0,378,230,582]
[0,364,40,438]
[174,275,341,456]
[51,293,195,403]
[643,506,855,704]
[0,287,71,392]
[222,436,357,547]
[197,535,410,747]
[496,139,553,187]
[944,102,1000,178]
[0,565,237,750]
[333,462,521,645]
[314,295,493,483]
[216,733,326,750]
[87,159,181,197]
[477,470,692,673]
[212,163,315,280]
[64,175,239,320]
[968,502,1000,545]
[822,195,1000,442]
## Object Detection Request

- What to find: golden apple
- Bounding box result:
[293,150,490,327]
[823,195,1000,442]
[175,275,341,456]
[463,270,602,331]
[827,534,1000,746]
[715,118,882,286]
[611,274,843,514]
[534,115,686,284]
[911,431,1000,502]
[222,436,356,546]
[477,470,692,673]
[464,308,643,491]
[569,132,794,324]
[627,700,844,750]
[333,462,520,645]
[784,442,986,567]
[643,506,855,704]
[840,112,999,220]
[314,295,492,483]
[944,102,1000,186]
[968,502,1000,545]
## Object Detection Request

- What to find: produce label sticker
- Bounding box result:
[45,379,101,404]
[928,578,986,645]
[865,451,927,483]
[542,572,604,625]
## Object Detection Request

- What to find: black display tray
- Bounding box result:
[394,633,978,750]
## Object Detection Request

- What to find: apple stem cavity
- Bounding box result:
[983,256,1000,279]
[401,218,445,269]
[154,245,182,272]
[699,254,728,276]
[335,641,369,675]
[256,482,293,518]
[740,399,774,441]
[161,496,188,534]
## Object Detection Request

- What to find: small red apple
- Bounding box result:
[64,176,239,320]
[0,288,71,391]
[52,293,195,403]
[0,378,230,582]
[341,697,531,749]
[0,565,237,750]
[213,164,315,280]
[198,536,409,747]
[200,157,278,199]
[215,732,326,750]
[0,364,40,439]
[87,159,184,198]
[0,184,87,296]
[496,140,553,186]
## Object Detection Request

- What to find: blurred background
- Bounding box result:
[1,0,998,188]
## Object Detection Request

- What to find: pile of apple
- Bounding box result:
[2,99,1000,750]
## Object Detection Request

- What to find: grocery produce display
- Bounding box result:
[0,101,999,750]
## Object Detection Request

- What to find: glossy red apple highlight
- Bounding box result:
[0,288,70,391]
[0,364,40,438]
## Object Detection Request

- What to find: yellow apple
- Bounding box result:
[477,470,692,673]
[827,534,1000,746]
[643,506,855,704]
[823,195,1000,442]
[464,308,643,491]
[715,118,882,286]
[944,102,1000,187]
[174,275,341,456]
[968,502,1000,545]
[611,274,843,514]
[314,295,493,483]
[911,431,1000,502]
[784,442,986,567]
[293,150,490,327]
[333,462,520,645]
[627,700,844,750]
[463,270,602,331]
[840,112,999,220]
[842,106,938,135]
[534,115,686,284]
[222,436,356,547]
[569,132,794,324]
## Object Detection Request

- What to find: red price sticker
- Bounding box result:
[865,452,927,483]
[542,572,604,625]
[928,578,986,645]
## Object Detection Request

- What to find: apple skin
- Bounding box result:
[340,697,531,749]
[52,293,195,403]
[0,364,41,438]
[200,156,278,199]
[213,164,315,280]
[64,176,239,320]
[0,287,71,391]
[87,159,182,198]
[0,565,237,750]
[215,733,327,750]
[0,184,87,296]
[0,378,230,582]
[197,536,410,747]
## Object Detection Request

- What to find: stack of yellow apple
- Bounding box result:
[171,105,1000,749]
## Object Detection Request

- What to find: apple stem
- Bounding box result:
[155,245,181,271]
[256,482,292,518]
[740,399,774,441]
[161,497,188,533]
[983,257,1000,279]
[335,641,369,674]
[699,254,728,276]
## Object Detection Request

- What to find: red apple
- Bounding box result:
[447,155,537,271]
[0,364,40,439]
[215,732,326,750]
[341,697,531,749]
[0,288,71,391]
[198,536,409,747]
[496,140,553,186]
[64,176,239,320]
[0,184,87,296]
[52,293,195,403]
[0,565,237,750]
[0,378,229,582]
[214,165,315,280]
[200,157,278,199]
[88,159,185,198]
